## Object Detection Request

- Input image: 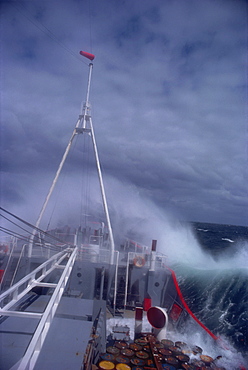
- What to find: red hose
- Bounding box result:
[166,267,218,340]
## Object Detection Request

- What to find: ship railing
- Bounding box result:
[123,239,150,253]
[77,244,112,264]
[0,239,28,292]
[0,240,16,291]
[117,250,166,311]
[31,243,68,258]
[153,252,167,269]
[0,242,70,292]
[89,234,104,247]
[8,243,27,288]
[122,251,167,269]
[0,248,73,309]
[0,247,77,370]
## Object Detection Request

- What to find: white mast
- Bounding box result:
[29,53,115,263]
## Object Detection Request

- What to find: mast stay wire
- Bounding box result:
[1,213,41,242]
[0,226,61,252]
[80,131,91,229]
[5,4,103,243]
[88,0,93,54]
[0,226,35,243]
[45,127,92,231]
[45,132,85,231]
[8,2,100,233]
[0,214,68,251]
[8,2,96,229]
[0,207,73,249]
[10,2,89,66]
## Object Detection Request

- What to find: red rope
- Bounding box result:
[166,267,219,340]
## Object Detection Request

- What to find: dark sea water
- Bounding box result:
[172,222,248,365]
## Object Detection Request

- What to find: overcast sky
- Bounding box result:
[1,0,248,236]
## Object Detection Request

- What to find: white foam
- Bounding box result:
[106,316,248,368]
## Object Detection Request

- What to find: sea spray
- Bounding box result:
[172,264,248,358]
[106,315,247,368]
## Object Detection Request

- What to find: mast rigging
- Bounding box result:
[29,52,115,263]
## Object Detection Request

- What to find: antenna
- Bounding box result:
[29,52,115,263]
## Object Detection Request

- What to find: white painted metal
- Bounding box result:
[89,115,115,264]
[82,62,93,128]
[150,250,156,271]
[28,61,115,263]
[124,252,131,309]
[147,306,168,341]
[28,65,93,257]
[10,243,27,287]
[28,127,79,257]
[77,245,111,263]
[1,310,42,319]
[0,249,69,313]
[9,247,78,370]
[0,240,16,290]
[113,251,119,314]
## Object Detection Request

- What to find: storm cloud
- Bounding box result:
[1,0,247,230]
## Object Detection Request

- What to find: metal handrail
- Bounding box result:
[0,240,16,290]
[9,244,27,288]
[10,246,78,370]
[0,248,72,312]
[77,245,112,263]
[154,252,167,268]
[113,251,119,315]
[124,252,131,309]
[124,239,150,253]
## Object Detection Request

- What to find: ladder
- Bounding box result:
[0,247,78,370]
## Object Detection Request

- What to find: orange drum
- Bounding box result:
[107,347,120,356]
[164,356,179,367]
[100,354,115,361]
[130,358,146,366]
[115,341,128,350]
[168,346,182,356]
[115,356,130,364]
[159,348,172,357]
[161,339,174,348]
[175,341,187,349]
[129,343,142,352]
[200,355,214,365]
[192,345,202,355]
[136,351,149,359]
[120,349,134,357]
[176,354,190,364]
[99,360,115,370]
[135,338,148,346]
[116,363,131,370]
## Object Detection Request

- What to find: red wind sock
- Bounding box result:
[79,51,95,61]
